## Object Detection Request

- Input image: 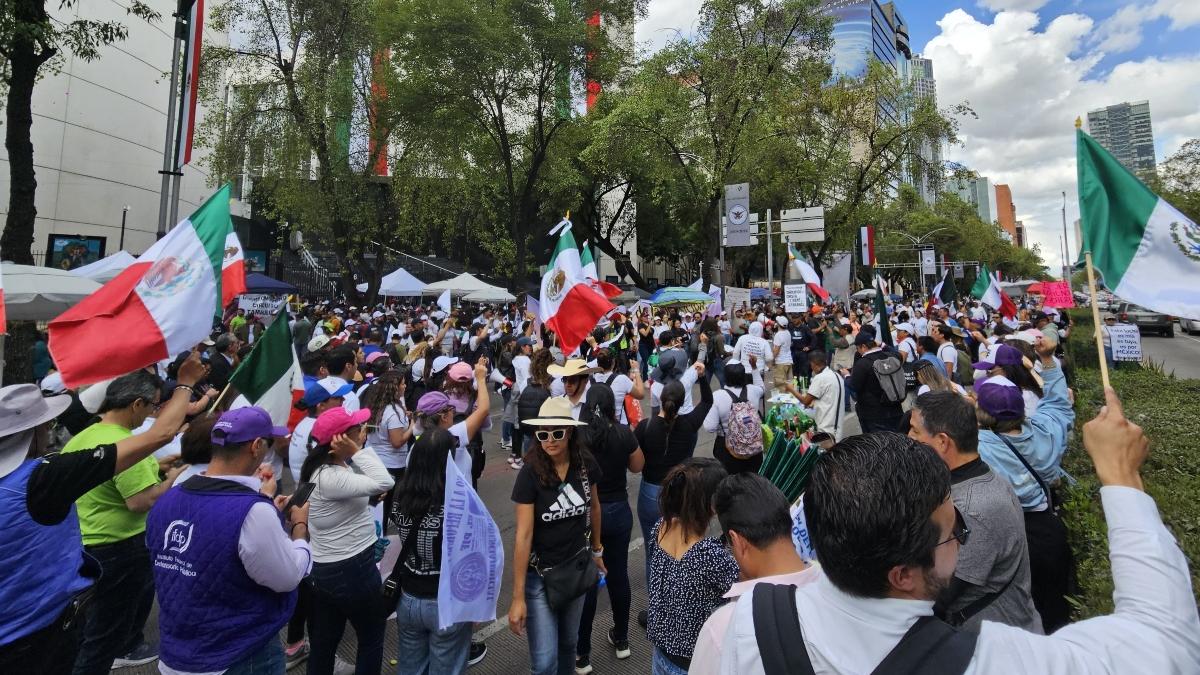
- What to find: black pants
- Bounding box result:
[859,413,903,434]
[712,435,764,475]
[382,467,406,529]
[0,591,90,675]
[73,535,155,675]
[286,579,312,645]
[1024,508,1075,633]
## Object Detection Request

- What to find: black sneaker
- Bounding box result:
[468,641,488,667]
[608,628,631,659]
[575,654,593,674]
[637,609,648,629]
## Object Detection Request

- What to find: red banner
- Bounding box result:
[1041,281,1075,308]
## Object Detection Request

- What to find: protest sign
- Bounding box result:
[784,284,808,313]
[1041,281,1075,308]
[238,294,287,325]
[438,454,504,628]
[1107,324,1142,362]
[724,286,751,313]
[789,499,816,563]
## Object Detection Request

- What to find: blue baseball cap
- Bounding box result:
[211,407,289,446]
[301,377,354,407]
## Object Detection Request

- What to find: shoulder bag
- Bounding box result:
[379,507,428,617]
[530,468,599,610]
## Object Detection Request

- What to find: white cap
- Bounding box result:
[372,311,383,318]
[431,355,460,373]
[307,334,331,352]
[895,322,914,333]
[775,315,788,326]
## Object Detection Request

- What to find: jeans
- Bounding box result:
[308,546,385,675]
[226,636,285,675]
[578,500,634,656]
[652,646,689,675]
[525,570,586,675]
[73,535,155,675]
[395,592,472,675]
[637,479,662,587]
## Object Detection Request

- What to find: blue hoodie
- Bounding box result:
[977,364,1074,511]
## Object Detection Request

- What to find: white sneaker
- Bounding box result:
[333,655,355,675]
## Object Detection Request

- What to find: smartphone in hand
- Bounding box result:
[285,482,316,512]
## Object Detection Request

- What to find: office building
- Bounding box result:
[995,184,1019,244]
[908,54,941,204]
[1086,101,1157,175]
[823,0,911,81]
[0,3,227,266]
[947,175,997,224]
[1015,221,1026,249]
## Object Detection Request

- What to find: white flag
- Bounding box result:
[438,454,504,629]
[437,289,451,314]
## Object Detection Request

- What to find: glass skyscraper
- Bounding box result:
[822,0,911,79]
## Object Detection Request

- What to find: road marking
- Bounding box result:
[475,537,647,641]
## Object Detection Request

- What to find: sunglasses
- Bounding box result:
[936,508,971,548]
[534,428,569,442]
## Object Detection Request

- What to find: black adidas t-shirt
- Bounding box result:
[511,458,600,567]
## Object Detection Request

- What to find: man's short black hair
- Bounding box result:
[913,391,979,454]
[917,336,937,353]
[808,350,827,367]
[300,352,326,377]
[804,432,950,599]
[714,473,792,549]
[325,347,356,376]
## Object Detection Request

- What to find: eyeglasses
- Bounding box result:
[936,508,971,547]
[534,428,568,442]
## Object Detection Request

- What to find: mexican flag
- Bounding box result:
[981,272,1018,319]
[788,245,830,303]
[970,264,993,299]
[229,307,304,427]
[1077,127,1200,318]
[49,185,236,388]
[540,222,614,354]
[221,230,247,306]
[579,240,622,299]
[873,274,893,348]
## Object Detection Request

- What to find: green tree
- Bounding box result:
[1144,138,1200,223]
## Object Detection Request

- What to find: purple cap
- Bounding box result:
[310,407,372,445]
[972,344,1023,371]
[975,376,1024,421]
[416,391,454,416]
[211,407,290,446]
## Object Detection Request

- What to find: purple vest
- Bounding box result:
[146,476,297,672]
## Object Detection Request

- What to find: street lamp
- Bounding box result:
[120,205,130,251]
[892,227,949,298]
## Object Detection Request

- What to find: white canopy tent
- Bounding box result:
[423,272,499,297]
[69,251,137,283]
[3,263,103,321]
[463,287,516,303]
[378,267,426,297]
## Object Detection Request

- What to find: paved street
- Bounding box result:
[120,390,862,675]
[1140,325,1200,380]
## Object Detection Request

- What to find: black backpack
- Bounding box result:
[751,583,977,675]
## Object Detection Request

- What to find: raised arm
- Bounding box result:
[463,359,492,439]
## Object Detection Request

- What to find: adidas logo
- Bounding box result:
[542,484,589,522]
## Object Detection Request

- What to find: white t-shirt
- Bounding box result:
[649,366,699,415]
[448,420,474,477]
[733,334,772,373]
[1022,388,1041,417]
[718,320,732,337]
[308,447,395,563]
[896,337,917,363]
[807,368,844,439]
[512,354,532,393]
[913,316,929,337]
[937,342,958,373]
[703,385,765,436]
[289,417,316,483]
[772,331,793,366]
[916,382,967,397]
[333,376,361,412]
[594,372,635,424]
[369,404,410,469]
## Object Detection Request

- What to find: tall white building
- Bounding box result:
[909,54,941,204]
[947,175,997,224]
[0,2,227,266]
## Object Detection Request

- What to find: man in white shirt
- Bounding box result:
[770,317,793,394]
[933,323,958,381]
[718,312,732,340]
[913,308,929,338]
[715,391,1200,675]
[894,323,917,363]
[325,346,361,412]
[794,352,844,440]
[732,322,772,392]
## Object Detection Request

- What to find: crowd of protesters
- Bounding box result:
[0,287,1197,675]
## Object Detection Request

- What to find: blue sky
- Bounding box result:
[636,0,1200,276]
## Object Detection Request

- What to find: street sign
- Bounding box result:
[722,213,758,246]
[724,183,752,247]
[779,207,824,243]
[920,249,937,275]
[953,262,965,278]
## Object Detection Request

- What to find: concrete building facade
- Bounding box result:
[994,183,1018,244]
[1086,101,1157,175]
[0,3,227,268]
[947,175,997,224]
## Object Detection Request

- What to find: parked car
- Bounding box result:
[1116,302,1174,337]
[1180,317,1200,335]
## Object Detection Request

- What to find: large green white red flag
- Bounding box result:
[1077,128,1200,318]
[540,220,613,354]
[49,185,237,388]
[229,307,304,427]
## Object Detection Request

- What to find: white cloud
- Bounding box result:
[977,0,1051,11]
[1094,0,1200,55]
[634,0,702,54]
[925,8,1200,276]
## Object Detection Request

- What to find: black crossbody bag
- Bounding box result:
[530,469,599,610]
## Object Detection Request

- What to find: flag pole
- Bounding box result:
[208,383,233,413]
[1083,251,1111,389]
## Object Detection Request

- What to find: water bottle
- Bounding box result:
[598,573,607,588]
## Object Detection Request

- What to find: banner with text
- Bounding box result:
[238,294,287,325]
[784,284,808,313]
[1040,281,1076,308]
[724,286,752,313]
[1108,324,1142,362]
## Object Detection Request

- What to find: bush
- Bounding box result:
[1059,312,1200,617]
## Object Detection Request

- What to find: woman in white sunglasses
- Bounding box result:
[509,397,606,675]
